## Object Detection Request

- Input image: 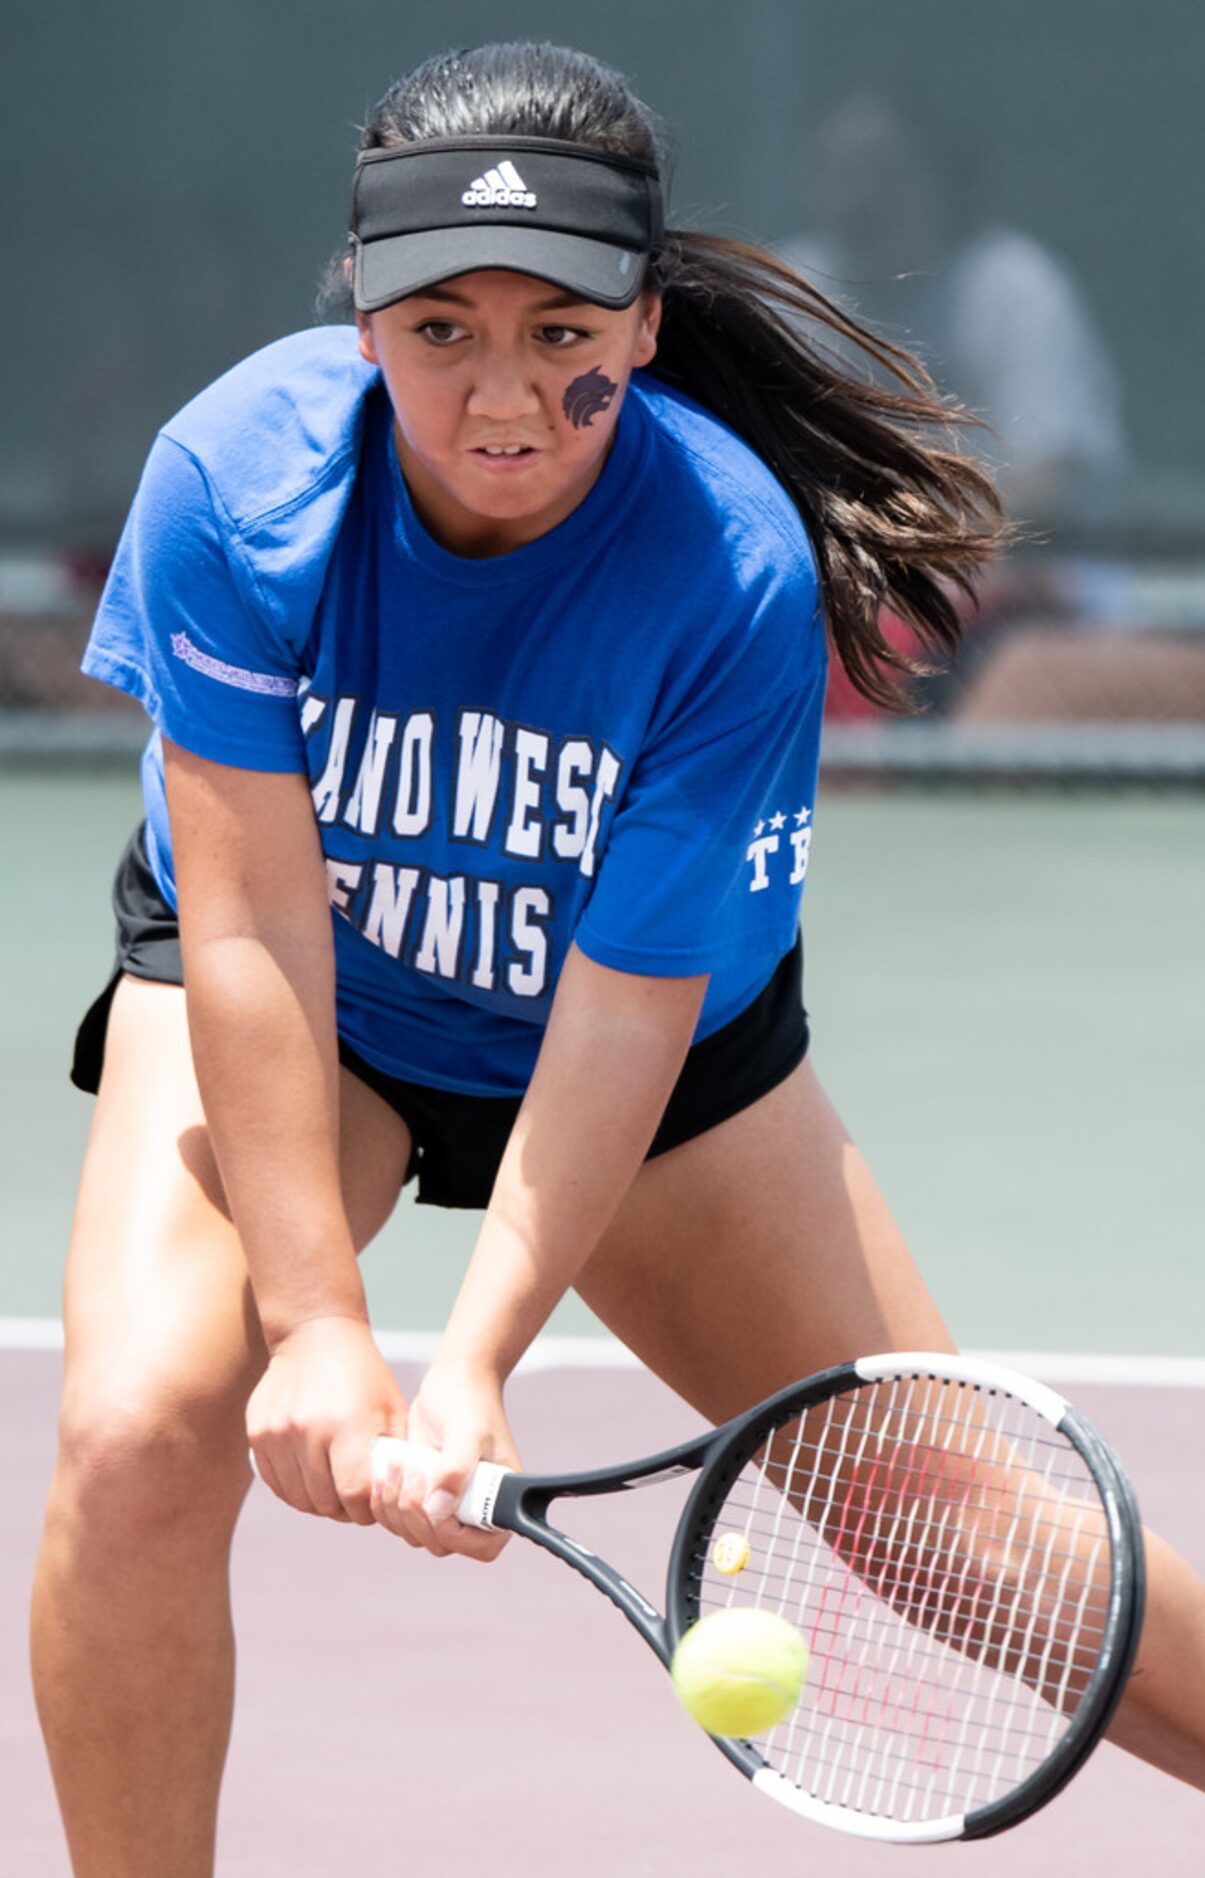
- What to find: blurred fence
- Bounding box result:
[6,540,1204,783]
[817,550,1205,785]
[5,0,1205,784]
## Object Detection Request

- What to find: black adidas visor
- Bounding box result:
[350,136,664,313]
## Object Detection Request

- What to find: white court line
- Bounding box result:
[2,1317,1203,1387]
[0,1318,636,1373]
[2,1317,65,1351]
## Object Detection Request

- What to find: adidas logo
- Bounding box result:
[462,159,538,210]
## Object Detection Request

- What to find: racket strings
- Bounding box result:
[721,1485,1106,1570]
[689,1376,1115,1823]
[714,1498,1112,1657]
[723,1578,1109,1668]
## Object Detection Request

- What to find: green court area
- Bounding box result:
[4,767,1202,1355]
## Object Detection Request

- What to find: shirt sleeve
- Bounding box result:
[574,553,826,977]
[81,433,307,771]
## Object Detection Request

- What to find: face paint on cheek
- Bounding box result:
[563,367,619,430]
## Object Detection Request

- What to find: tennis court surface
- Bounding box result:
[4,776,1203,1869]
[4,1347,1203,1874]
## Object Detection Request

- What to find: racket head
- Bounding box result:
[666,1353,1145,1843]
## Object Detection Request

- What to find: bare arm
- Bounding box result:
[164,740,405,1518]
[444,945,708,1375]
[383,943,707,1543]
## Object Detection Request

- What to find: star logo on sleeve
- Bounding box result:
[747,804,816,891]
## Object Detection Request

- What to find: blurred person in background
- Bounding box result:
[778,94,1126,533]
[779,96,1134,719]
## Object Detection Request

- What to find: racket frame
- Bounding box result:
[659,1358,1146,1839]
[379,1351,1146,1843]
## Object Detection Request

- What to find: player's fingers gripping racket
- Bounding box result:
[375,1352,1144,1844]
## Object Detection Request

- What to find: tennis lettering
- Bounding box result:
[306,695,625,1003]
[308,698,622,877]
[325,859,551,999]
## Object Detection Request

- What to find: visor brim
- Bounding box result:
[354,224,649,312]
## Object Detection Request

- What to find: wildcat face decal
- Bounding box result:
[563,367,619,430]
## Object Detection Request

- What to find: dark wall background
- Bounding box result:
[3,0,1201,546]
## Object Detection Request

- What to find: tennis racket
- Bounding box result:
[375,1351,1144,1844]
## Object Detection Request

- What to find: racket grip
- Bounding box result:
[371,1436,510,1530]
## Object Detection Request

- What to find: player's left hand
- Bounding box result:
[370,1357,518,1561]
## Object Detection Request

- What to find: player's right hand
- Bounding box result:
[246,1314,408,1525]
[370,1355,518,1563]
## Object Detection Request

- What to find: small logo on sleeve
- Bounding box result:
[170,631,297,699]
[747,805,812,892]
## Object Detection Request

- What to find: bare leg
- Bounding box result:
[579,1059,955,1415]
[31,977,411,1877]
[1107,1530,1205,1788]
[577,1058,1205,1792]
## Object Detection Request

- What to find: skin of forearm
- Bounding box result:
[183,928,367,1348]
[163,744,368,1350]
[437,948,708,1380]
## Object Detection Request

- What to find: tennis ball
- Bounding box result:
[671,1607,809,1737]
[712,1531,751,1576]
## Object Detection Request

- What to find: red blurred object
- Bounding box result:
[63,549,113,599]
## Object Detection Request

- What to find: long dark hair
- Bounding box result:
[336,42,1010,711]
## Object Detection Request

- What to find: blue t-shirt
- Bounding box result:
[83,328,826,1095]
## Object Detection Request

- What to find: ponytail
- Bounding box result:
[649,232,1011,710]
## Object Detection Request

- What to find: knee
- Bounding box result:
[48,1367,251,1561]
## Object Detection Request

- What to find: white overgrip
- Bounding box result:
[371,1436,510,1530]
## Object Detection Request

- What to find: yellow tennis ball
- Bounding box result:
[671,1607,809,1737]
[712,1531,751,1576]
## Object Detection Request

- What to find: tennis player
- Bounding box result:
[32,41,1204,1873]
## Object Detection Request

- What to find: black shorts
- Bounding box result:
[72,826,810,1209]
